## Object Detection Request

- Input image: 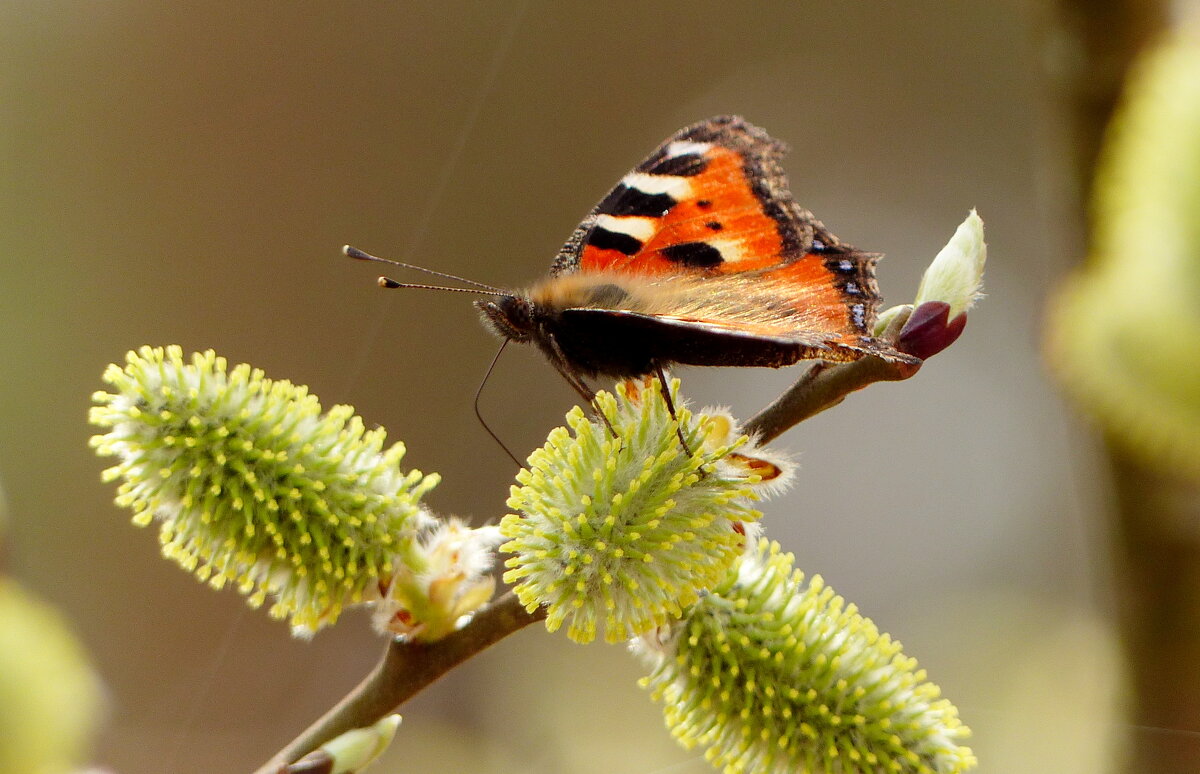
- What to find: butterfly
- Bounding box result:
[349,116,915,446]
[473,116,914,400]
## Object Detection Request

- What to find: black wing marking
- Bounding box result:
[549,116,839,277]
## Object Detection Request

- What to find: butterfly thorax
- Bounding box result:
[474,275,659,378]
[476,274,645,343]
[526,272,639,309]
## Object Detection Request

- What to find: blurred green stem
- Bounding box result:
[1108,443,1200,772]
[1047,2,1195,772]
[1049,0,1168,195]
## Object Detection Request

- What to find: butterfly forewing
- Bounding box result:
[553,117,816,275]
[544,115,896,364]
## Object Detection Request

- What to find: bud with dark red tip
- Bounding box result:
[877,210,986,362]
[899,300,969,360]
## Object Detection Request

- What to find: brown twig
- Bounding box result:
[255,592,545,774]
[744,306,922,443]
[744,356,919,444]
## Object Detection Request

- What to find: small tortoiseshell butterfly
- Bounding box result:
[351,115,915,423]
[474,116,914,396]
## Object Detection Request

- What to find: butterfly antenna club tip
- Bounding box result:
[343,244,504,293]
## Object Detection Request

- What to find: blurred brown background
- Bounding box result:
[0,2,1139,772]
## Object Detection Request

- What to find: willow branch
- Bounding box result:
[257,308,941,772]
[743,357,917,444]
[261,334,916,771]
[256,592,545,774]
[744,308,921,444]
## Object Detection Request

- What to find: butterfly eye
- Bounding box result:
[476,296,535,343]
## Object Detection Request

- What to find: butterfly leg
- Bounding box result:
[545,333,619,439]
[654,364,694,457]
[572,374,621,440]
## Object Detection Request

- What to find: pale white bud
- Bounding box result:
[914,209,987,319]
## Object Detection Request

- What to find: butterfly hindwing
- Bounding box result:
[555,306,844,376]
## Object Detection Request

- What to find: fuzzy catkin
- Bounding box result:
[90,346,438,633]
[501,379,763,643]
[636,539,975,774]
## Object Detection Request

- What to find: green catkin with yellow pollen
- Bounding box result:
[636,539,975,774]
[500,379,762,643]
[90,346,438,634]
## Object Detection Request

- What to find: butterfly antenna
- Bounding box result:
[376,277,495,294]
[475,340,523,468]
[344,245,504,293]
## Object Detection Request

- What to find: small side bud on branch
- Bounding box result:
[373,519,504,641]
[284,715,401,774]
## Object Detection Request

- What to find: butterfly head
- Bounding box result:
[476,295,537,343]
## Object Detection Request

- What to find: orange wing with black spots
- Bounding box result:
[474,116,915,383]
[549,115,886,351]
